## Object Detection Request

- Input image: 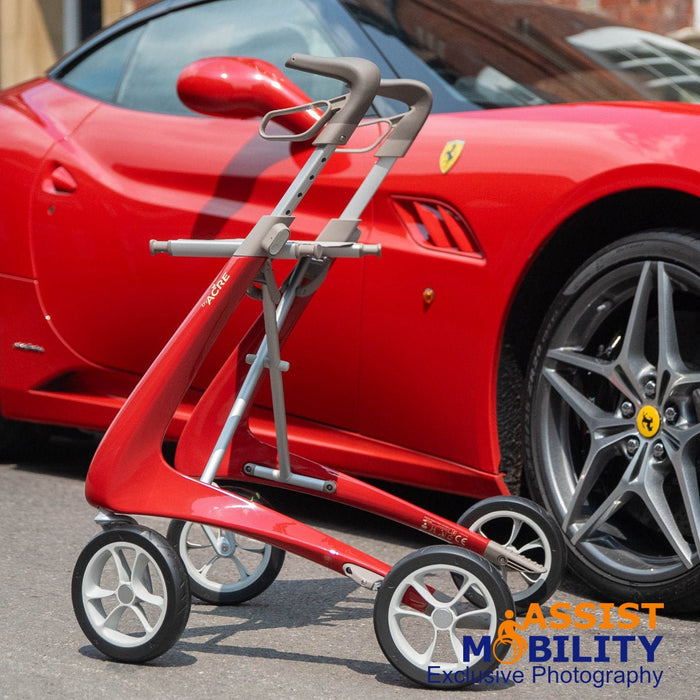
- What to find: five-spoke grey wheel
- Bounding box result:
[374,546,513,688]
[72,525,190,662]
[457,496,565,612]
[167,488,284,605]
[526,231,700,610]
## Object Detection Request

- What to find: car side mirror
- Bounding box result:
[177,56,318,134]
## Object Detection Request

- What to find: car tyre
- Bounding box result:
[525,230,700,611]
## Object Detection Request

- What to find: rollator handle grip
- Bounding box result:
[286,54,381,146]
[375,79,433,158]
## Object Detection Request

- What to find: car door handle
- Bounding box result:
[45,165,78,194]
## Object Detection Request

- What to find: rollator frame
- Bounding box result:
[73,53,562,686]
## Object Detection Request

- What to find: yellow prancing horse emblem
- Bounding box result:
[439,139,465,174]
[637,405,661,438]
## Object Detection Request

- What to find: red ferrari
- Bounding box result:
[2,0,700,610]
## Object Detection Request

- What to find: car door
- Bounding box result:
[348,1,507,469]
[30,0,372,430]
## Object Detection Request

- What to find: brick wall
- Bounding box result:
[544,0,694,34]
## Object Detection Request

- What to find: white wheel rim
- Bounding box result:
[82,542,168,648]
[179,522,272,594]
[387,563,499,672]
[470,509,552,597]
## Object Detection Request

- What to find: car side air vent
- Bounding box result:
[391,196,482,256]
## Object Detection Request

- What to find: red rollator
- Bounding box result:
[71,54,565,688]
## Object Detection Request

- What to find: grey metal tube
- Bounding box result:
[271,144,335,217]
[261,281,292,480]
[151,239,381,259]
[335,156,396,223]
[198,260,310,484]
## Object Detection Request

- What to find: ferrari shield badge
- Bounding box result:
[439,140,465,174]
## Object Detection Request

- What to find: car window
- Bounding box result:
[357,21,479,113]
[342,0,700,110]
[59,25,146,102]
[117,0,343,115]
[56,0,346,115]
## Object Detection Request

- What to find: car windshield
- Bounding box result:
[341,0,700,111]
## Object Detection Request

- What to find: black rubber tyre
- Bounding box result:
[524,230,700,612]
[457,496,565,613]
[72,524,190,663]
[167,487,285,605]
[373,545,513,688]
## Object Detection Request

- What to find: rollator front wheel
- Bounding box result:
[457,496,565,613]
[373,545,513,688]
[72,524,190,663]
[167,487,285,605]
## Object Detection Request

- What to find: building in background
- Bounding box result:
[547,0,694,36]
[1,0,699,88]
[0,0,153,88]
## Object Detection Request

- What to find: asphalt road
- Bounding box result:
[1,434,699,699]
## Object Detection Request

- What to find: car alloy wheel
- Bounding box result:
[525,231,700,610]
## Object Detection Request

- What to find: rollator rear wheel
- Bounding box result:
[373,545,513,688]
[72,524,190,663]
[457,496,565,613]
[167,487,285,605]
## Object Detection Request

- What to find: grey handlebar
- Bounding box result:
[285,54,381,146]
[375,79,433,158]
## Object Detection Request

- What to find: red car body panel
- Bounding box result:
[3,72,700,498]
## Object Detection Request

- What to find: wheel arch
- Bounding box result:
[496,186,700,493]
